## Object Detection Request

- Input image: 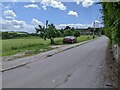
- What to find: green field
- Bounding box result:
[1,35,93,56]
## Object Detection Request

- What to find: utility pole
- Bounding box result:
[46,20,48,28]
[93,21,95,39]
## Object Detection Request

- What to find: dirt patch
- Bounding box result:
[104,44,119,88]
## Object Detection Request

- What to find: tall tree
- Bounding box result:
[101,2,120,46]
[64,26,71,30]
[73,30,80,38]
[64,29,73,36]
[36,22,58,44]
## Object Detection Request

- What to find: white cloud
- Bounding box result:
[68,11,78,17]
[31,0,35,3]
[42,6,47,10]
[56,23,93,29]
[1,18,44,33]
[41,0,66,10]
[82,0,94,7]
[0,3,8,9]
[0,3,3,8]
[0,17,2,31]
[56,20,102,29]
[74,0,94,7]
[24,4,39,9]
[32,18,44,26]
[74,0,83,4]
[92,20,101,27]
[1,19,35,33]
[94,20,100,24]
[1,19,26,30]
[4,10,17,19]
[1,2,15,10]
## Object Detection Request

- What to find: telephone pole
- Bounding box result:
[93,21,95,39]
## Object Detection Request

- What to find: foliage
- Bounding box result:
[101,2,120,46]
[64,29,73,36]
[64,26,71,30]
[1,37,50,56]
[73,30,80,38]
[36,23,59,44]
[1,32,30,39]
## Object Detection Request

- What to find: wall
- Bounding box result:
[112,44,120,62]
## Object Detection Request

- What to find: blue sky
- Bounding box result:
[0,0,103,33]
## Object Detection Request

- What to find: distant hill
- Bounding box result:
[3,31,29,34]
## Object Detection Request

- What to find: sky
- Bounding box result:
[0,0,103,33]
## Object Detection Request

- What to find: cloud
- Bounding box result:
[74,0,94,7]
[92,20,101,27]
[82,0,94,7]
[1,19,35,33]
[94,20,100,24]
[56,23,93,29]
[31,18,44,26]
[1,2,15,10]
[57,21,103,29]
[68,11,78,17]
[31,0,36,3]
[1,19,26,30]
[56,21,102,29]
[41,0,66,10]
[1,18,44,33]
[0,3,3,8]
[24,4,39,9]
[4,10,17,19]
[42,6,47,10]
[74,0,83,4]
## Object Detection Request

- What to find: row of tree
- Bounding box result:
[1,32,39,39]
[101,2,120,46]
[36,23,81,44]
[1,32,29,39]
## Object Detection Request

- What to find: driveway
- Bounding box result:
[2,36,109,88]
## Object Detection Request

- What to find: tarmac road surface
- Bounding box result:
[2,36,108,88]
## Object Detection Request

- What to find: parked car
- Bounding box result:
[63,36,77,43]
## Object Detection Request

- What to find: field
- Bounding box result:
[1,35,93,56]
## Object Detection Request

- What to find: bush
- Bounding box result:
[73,30,80,38]
[64,29,73,36]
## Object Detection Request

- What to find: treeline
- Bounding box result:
[36,24,81,44]
[101,2,120,46]
[1,26,103,40]
[36,21,103,44]
[1,32,39,39]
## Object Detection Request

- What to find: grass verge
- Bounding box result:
[1,35,95,56]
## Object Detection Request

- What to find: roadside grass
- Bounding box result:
[1,37,51,56]
[77,35,93,42]
[1,35,94,56]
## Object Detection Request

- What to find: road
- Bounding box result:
[2,36,109,88]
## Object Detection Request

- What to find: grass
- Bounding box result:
[1,35,94,56]
[77,35,93,42]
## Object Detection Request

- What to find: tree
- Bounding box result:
[64,26,71,30]
[73,30,80,38]
[101,2,120,46]
[36,22,59,44]
[36,25,47,40]
[46,24,58,44]
[64,29,73,36]
[2,32,10,39]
